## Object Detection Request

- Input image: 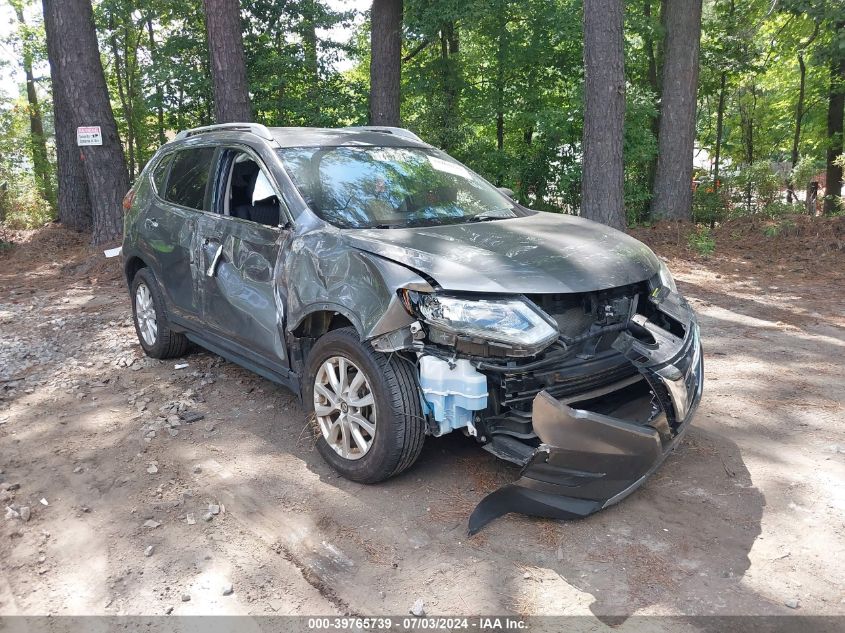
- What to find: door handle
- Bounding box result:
[206,244,223,278]
[145,218,159,229]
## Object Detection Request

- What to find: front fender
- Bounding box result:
[285,228,433,340]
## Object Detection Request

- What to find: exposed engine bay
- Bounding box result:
[371,276,704,533]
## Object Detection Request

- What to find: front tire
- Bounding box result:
[131,268,189,359]
[303,327,425,483]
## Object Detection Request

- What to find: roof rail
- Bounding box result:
[345,126,424,143]
[174,123,276,142]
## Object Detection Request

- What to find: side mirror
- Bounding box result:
[497,187,515,199]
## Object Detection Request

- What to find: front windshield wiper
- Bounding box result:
[366,212,514,230]
[369,217,442,229]
[466,209,516,223]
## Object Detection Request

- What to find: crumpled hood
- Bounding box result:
[343,212,661,294]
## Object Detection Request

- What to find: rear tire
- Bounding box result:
[303,327,425,483]
[131,268,189,359]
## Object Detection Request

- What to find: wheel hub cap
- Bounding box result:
[313,356,376,460]
[135,282,157,346]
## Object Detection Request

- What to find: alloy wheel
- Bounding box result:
[313,356,377,460]
[135,282,158,346]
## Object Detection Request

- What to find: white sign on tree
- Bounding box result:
[76,126,103,146]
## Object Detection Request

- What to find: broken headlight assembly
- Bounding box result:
[401,290,559,356]
[653,259,677,295]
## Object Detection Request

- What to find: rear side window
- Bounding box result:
[164,147,216,210]
[151,153,173,194]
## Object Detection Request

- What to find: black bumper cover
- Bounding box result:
[468,322,703,535]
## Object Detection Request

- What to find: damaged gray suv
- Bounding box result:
[122,123,703,533]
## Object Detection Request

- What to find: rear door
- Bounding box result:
[142,145,216,322]
[196,145,291,370]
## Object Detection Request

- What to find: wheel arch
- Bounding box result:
[124,254,148,287]
[290,306,364,340]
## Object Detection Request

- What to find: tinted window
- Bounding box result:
[151,153,173,194]
[164,147,215,210]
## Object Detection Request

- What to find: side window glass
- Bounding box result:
[227,152,282,227]
[151,153,173,194]
[164,147,215,210]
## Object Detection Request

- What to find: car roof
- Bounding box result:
[269,127,430,149]
[170,123,430,150]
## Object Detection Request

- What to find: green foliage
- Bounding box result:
[1,0,56,216]
[762,201,805,219]
[396,0,585,212]
[2,0,843,232]
[687,225,716,256]
[692,183,728,225]
[763,217,798,237]
[1,183,54,230]
[623,83,659,225]
[0,93,56,229]
[792,155,824,191]
[735,161,782,212]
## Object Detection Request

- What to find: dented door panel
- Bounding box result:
[141,199,203,320]
[198,214,288,366]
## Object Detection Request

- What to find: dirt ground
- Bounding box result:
[1,219,844,623]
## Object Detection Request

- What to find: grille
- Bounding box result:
[499,351,639,411]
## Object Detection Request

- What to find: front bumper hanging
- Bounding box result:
[468,320,703,535]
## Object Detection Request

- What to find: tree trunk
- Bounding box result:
[147,18,166,146]
[788,22,819,204]
[46,50,92,234]
[713,72,726,191]
[301,0,321,125]
[788,55,807,204]
[369,0,402,126]
[581,0,626,231]
[14,5,55,211]
[438,21,459,150]
[43,0,128,244]
[494,11,507,184]
[740,84,756,212]
[651,0,703,221]
[109,19,135,179]
[643,0,665,202]
[712,0,733,202]
[644,0,659,98]
[823,20,845,215]
[202,0,252,123]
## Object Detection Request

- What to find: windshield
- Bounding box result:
[277,146,520,229]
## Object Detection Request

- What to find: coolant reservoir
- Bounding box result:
[419,356,488,437]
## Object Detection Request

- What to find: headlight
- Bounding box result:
[402,291,559,350]
[655,259,677,293]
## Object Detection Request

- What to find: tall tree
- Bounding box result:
[11,1,54,211]
[651,0,703,221]
[203,0,252,123]
[788,20,819,203]
[823,19,845,214]
[643,0,663,196]
[300,0,321,125]
[370,0,403,126]
[105,8,144,179]
[146,17,166,146]
[581,0,626,230]
[43,0,127,244]
[51,77,92,232]
[711,0,736,197]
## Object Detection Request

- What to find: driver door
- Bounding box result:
[196,146,292,371]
